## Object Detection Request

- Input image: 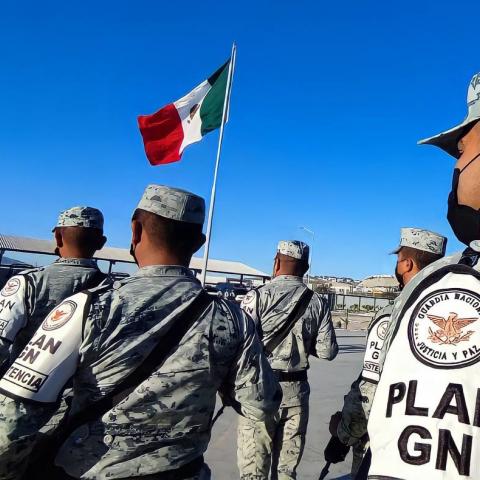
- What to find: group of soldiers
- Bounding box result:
[0,71,479,480]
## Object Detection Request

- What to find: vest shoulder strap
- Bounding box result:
[264,287,314,356]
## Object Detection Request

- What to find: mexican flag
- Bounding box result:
[138,59,232,165]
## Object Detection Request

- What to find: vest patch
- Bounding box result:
[0,292,88,403]
[1,277,21,297]
[41,300,77,331]
[408,288,480,369]
[2,363,48,393]
[362,312,391,383]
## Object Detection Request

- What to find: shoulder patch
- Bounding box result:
[362,313,392,383]
[1,277,22,297]
[42,300,77,331]
[242,290,256,305]
[408,288,480,369]
[0,275,28,341]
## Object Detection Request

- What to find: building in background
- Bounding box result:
[354,275,399,295]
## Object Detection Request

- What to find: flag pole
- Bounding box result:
[200,43,237,286]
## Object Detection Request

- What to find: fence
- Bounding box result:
[332,293,394,312]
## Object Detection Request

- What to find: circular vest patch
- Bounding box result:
[1,277,21,297]
[377,319,389,341]
[242,290,256,304]
[42,300,77,331]
[408,288,480,369]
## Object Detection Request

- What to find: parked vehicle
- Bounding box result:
[204,285,221,297]
[215,283,249,303]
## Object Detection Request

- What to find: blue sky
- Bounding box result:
[0,0,476,278]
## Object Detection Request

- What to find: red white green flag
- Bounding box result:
[138,60,231,165]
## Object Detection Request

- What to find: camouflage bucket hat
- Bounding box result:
[53,206,104,231]
[136,184,205,225]
[390,228,447,256]
[418,72,480,158]
[277,240,310,261]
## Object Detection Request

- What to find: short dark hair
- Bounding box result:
[59,227,104,257]
[401,246,443,270]
[276,253,309,277]
[132,208,203,256]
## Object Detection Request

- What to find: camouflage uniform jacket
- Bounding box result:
[0,265,281,480]
[241,275,338,409]
[337,304,393,446]
[241,275,338,372]
[0,258,107,367]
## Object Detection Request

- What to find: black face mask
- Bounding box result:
[447,152,480,246]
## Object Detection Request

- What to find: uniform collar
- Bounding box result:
[54,257,98,268]
[271,274,304,284]
[133,265,197,280]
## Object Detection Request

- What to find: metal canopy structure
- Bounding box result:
[0,234,269,282]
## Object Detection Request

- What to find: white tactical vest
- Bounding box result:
[368,262,480,479]
[0,291,90,403]
[362,304,393,384]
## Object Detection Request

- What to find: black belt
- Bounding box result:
[276,370,308,382]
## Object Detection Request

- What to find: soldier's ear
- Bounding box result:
[131,220,143,247]
[405,257,415,273]
[98,235,107,250]
[191,233,206,254]
[54,228,63,249]
[273,255,281,274]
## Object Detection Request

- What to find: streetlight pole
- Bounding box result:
[299,226,315,286]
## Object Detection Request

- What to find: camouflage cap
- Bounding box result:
[277,240,310,261]
[391,228,447,256]
[418,72,480,158]
[53,206,104,231]
[136,184,205,225]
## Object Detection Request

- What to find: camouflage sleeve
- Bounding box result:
[337,376,377,446]
[220,308,281,422]
[0,340,11,372]
[0,395,57,479]
[311,296,338,360]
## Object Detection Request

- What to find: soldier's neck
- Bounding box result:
[57,246,90,260]
[137,252,190,269]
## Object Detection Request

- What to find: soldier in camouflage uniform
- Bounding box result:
[328,228,447,478]
[364,72,480,480]
[239,240,338,480]
[0,184,281,480]
[0,206,107,370]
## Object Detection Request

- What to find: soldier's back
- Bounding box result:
[57,265,250,478]
[253,275,327,372]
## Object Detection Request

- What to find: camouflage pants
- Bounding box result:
[351,440,368,479]
[237,404,308,480]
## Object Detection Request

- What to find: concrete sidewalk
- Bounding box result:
[206,330,366,479]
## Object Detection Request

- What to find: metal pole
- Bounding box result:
[200,43,237,286]
[299,226,314,286]
[310,231,314,284]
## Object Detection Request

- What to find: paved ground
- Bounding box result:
[206,330,366,479]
